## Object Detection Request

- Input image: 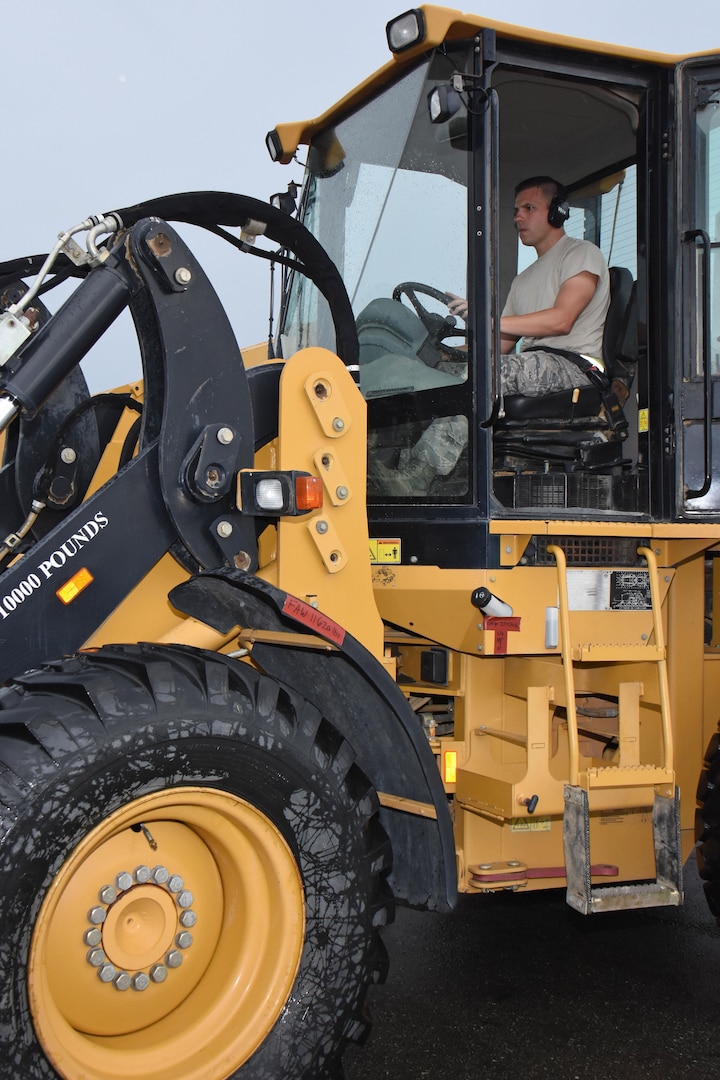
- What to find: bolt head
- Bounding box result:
[176,931,193,949]
[132,972,150,991]
[134,864,151,883]
[113,971,132,991]
[84,927,103,947]
[336,486,348,500]
[167,874,184,893]
[177,890,194,909]
[216,521,233,539]
[179,909,197,928]
[315,520,329,535]
[87,948,106,967]
[98,963,116,983]
[60,446,77,464]
[150,964,168,983]
[88,905,107,925]
[99,884,118,905]
[151,865,169,885]
[166,950,183,969]
[332,417,345,432]
[174,266,192,285]
[116,871,133,892]
[217,426,234,445]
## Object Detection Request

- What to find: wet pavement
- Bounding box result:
[344,862,720,1079]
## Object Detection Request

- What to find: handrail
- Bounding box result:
[637,546,674,772]
[683,228,713,499]
[547,544,580,785]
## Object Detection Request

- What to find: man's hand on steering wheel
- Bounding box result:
[392,281,467,362]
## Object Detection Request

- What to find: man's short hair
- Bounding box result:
[514,176,567,203]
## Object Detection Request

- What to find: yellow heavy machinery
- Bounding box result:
[1,5,720,1077]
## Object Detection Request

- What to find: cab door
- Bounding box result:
[679,61,720,513]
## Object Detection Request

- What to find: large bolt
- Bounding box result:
[113,971,132,992]
[116,871,133,892]
[132,972,150,992]
[151,865,169,885]
[167,874,184,894]
[176,890,194,909]
[99,884,118,905]
[134,865,151,883]
[88,906,107,925]
[179,909,197,928]
[98,963,116,983]
[150,964,168,983]
[87,948,106,967]
[84,927,103,947]
[176,931,193,949]
[166,950,183,969]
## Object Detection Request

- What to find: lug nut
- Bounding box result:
[150,964,168,983]
[88,906,107,925]
[179,909,197,928]
[87,948,106,967]
[116,871,133,892]
[167,874,184,893]
[132,972,150,991]
[151,865,169,885]
[166,950,183,969]
[134,865,151,883]
[98,963,116,983]
[176,890,194,909]
[176,931,193,949]
[99,884,118,905]
[113,971,132,991]
[84,928,103,947]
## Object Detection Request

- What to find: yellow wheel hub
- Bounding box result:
[29,786,305,1080]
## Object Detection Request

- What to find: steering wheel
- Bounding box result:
[392,281,468,362]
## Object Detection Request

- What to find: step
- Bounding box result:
[563,784,683,915]
[581,882,682,913]
[584,764,674,789]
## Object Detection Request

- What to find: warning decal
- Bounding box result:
[369,539,401,564]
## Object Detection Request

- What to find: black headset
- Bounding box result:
[547,192,570,229]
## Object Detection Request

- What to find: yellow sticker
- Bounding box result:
[638,407,649,433]
[510,816,551,832]
[369,538,401,563]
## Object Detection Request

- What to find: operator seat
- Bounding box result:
[493,265,637,469]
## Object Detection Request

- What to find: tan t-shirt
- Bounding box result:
[502,234,610,358]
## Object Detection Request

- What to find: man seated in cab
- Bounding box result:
[448,175,610,395]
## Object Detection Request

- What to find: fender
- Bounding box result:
[170,568,458,913]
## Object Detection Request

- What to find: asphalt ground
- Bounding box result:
[344,861,720,1080]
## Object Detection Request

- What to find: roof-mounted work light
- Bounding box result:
[386,9,426,53]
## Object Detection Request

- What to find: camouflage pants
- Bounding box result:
[500,350,584,395]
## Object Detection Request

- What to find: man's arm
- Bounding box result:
[499,270,599,343]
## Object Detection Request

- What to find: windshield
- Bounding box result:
[280,48,472,500]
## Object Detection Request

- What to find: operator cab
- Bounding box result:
[274,10,720,541]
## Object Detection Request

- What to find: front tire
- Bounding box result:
[0,643,392,1079]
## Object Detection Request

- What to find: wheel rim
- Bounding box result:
[29,786,305,1080]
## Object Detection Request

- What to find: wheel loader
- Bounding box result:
[2,5,720,1078]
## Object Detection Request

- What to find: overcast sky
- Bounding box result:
[4,0,718,388]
